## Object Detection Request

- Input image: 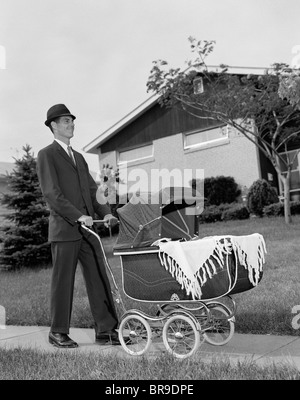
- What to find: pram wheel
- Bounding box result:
[162,314,202,359]
[203,302,235,346]
[118,314,152,356]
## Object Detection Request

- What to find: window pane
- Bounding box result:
[282,170,300,190]
[185,126,227,148]
[279,150,299,172]
[118,144,153,163]
[291,170,300,190]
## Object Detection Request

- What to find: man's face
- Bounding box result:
[52,116,75,140]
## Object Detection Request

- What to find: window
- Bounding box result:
[278,149,300,195]
[193,77,204,94]
[184,125,229,150]
[117,143,153,165]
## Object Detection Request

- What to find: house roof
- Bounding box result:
[83,65,268,154]
[83,94,160,155]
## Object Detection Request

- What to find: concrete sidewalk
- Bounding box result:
[1,325,300,370]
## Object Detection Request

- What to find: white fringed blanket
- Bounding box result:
[154,233,267,300]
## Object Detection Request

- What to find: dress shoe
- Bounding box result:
[49,332,78,348]
[95,330,121,345]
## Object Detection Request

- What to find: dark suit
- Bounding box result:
[37,140,118,334]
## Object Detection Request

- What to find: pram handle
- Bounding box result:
[79,219,119,236]
[77,219,119,224]
[94,219,119,237]
[80,223,126,313]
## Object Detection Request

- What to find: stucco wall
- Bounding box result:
[182,127,260,188]
[94,151,117,181]
[96,126,260,191]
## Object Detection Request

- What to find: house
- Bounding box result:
[83,66,299,201]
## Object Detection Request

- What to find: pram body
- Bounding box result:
[107,187,265,358]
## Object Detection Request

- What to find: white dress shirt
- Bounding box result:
[54,139,76,165]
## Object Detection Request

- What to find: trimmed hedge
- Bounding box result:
[263,200,300,217]
[197,200,300,223]
[198,203,249,224]
[222,203,250,221]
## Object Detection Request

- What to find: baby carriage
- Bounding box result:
[84,187,266,359]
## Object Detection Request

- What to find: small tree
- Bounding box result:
[147,38,300,223]
[204,176,241,206]
[191,175,241,205]
[247,179,279,217]
[0,145,51,269]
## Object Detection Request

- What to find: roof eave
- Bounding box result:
[83,93,160,154]
[83,65,270,155]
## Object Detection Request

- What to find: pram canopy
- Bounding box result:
[114,186,203,250]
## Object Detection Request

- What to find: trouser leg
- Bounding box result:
[78,230,118,334]
[50,240,81,334]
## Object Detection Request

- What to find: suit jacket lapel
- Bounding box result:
[52,141,77,169]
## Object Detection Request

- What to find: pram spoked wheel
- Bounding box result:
[162,314,203,359]
[118,314,152,356]
[203,302,235,346]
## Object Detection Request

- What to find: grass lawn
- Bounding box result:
[0,348,299,380]
[0,215,300,336]
[0,215,300,380]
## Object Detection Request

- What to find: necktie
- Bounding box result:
[67,145,76,166]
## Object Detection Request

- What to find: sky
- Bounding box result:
[1,0,300,173]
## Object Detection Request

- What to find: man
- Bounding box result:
[37,104,120,348]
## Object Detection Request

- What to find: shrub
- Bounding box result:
[263,202,284,217]
[191,176,241,206]
[198,204,223,224]
[247,179,278,217]
[263,200,300,217]
[204,176,241,206]
[221,204,250,221]
[198,203,249,224]
[291,200,300,214]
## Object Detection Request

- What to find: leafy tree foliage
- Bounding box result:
[0,145,51,269]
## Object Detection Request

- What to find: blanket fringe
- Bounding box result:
[158,252,202,299]
[157,234,266,300]
[230,235,266,286]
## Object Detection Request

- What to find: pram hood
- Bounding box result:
[114,186,203,250]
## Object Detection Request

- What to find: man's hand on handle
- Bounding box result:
[103,214,118,229]
[78,214,118,229]
[78,215,93,227]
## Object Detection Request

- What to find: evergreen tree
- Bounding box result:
[0,145,51,269]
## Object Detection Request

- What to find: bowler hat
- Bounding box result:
[45,104,76,126]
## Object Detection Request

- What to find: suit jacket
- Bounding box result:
[37,140,111,241]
